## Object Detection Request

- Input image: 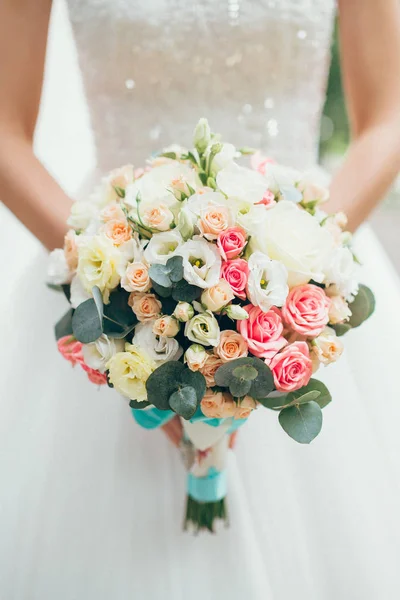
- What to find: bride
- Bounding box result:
[1,1,400,598]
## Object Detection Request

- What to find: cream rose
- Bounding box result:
[250,201,335,287]
[121,262,151,293]
[82,334,124,373]
[77,235,124,302]
[184,344,208,371]
[107,343,156,402]
[201,279,235,312]
[214,330,248,362]
[311,327,344,366]
[142,203,174,232]
[235,396,257,420]
[133,322,183,364]
[152,316,180,337]
[128,292,162,322]
[185,311,221,347]
[173,302,195,322]
[328,295,352,324]
[199,354,224,386]
[102,218,132,246]
[198,205,233,240]
[67,201,97,231]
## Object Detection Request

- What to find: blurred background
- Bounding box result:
[321,25,400,272]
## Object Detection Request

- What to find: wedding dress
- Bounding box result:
[2,0,400,598]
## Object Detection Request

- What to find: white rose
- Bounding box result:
[67,201,97,231]
[47,249,71,285]
[143,230,183,265]
[328,295,352,324]
[173,302,195,322]
[184,311,221,347]
[251,201,335,287]
[311,326,344,366]
[325,247,359,301]
[82,335,124,373]
[184,344,208,371]
[152,316,180,338]
[178,237,221,289]
[133,322,183,364]
[246,251,288,311]
[216,163,268,204]
[77,235,126,303]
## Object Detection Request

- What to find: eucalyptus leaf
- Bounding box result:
[172,280,202,302]
[72,298,103,343]
[149,264,173,288]
[286,390,321,406]
[348,284,375,328]
[232,365,258,381]
[279,401,323,444]
[151,281,172,298]
[166,255,184,283]
[257,392,289,410]
[331,323,352,337]
[169,386,198,419]
[229,378,252,398]
[55,308,74,340]
[146,361,186,410]
[103,288,137,327]
[129,399,150,410]
[180,369,206,402]
[295,379,332,409]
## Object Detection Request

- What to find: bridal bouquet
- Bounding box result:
[48,118,375,532]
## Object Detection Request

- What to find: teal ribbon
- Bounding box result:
[131,405,248,432]
[187,467,227,503]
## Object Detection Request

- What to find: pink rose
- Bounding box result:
[282,284,331,338]
[270,342,312,392]
[255,190,276,209]
[217,227,247,260]
[57,336,84,366]
[214,330,248,362]
[250,151,275,175]
[81,363,108,386]
[220,259,249,300]
[237,305,287,362]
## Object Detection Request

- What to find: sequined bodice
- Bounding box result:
[66,0,335,172]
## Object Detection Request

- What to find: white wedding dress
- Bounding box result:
[2,0,400,598]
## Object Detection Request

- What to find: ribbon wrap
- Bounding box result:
[187,467,227,503]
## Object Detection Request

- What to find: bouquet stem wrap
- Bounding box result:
[132,406,246,532]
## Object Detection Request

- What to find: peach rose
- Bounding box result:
[128,292,162,322]
[199,205,232,240]
[57,336,84,366]
[100,203,126,222]
[199,354,224,387]
[81,362,108,385]
[220,259,249,300]
[282,284,331,338]
[217,226,247,260]
[121,262,151,293]
[200,389,236,419]
[102,219,132,246]
[152,316,180,337]
[214,330,248,362]
[237,305,287,362]
[328,295,351,325]
[270,341,313,393]
[184,344,208,371]
[235,396,257,420]
[109,164,134,192]
[201,279,235,312]
[64,230,79,272]
[142,204,174,231]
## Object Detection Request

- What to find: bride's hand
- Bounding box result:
[161,416,183,447]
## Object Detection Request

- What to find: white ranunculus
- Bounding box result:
[263,163,302,196]
[235,203,270,235]
[67,201,97,231]
[47,249,71,285]
[69,274,91,308]
[143,230,183,265]
[251,201,335,287]
[82,335,124,373]
[133,322,183,364]
[184,311,221,347]
[124,162,198,208]
[324,247,359,301]
[246,251,289,311]
[177,237,221,289]
[216,163,268,204]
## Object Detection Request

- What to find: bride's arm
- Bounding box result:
[327,0,400,231]
[0,1,72,250]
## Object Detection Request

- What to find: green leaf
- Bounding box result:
[172,279,202,302]
[279,401,323,444]
[160,151,177,160]
[257,392,289,410]
[166,255,184,283]
[232,365,258,381]
[331,323,352,337]
[103,288,137,327]
[146,361,186,410]
[55,308,74,340]
[348,284,375,328]
[214,357,274,399]
[151,281,172,298]
[72,298,103,343]
[149,264,173,288]
[247,359,274,399]
[295,378,332,409]
[103,321,136,339]
[129,399,150,409]
[286,390,321,405]
[169,386,198,419]
[229,378,252,398]
[180,369,206,403]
